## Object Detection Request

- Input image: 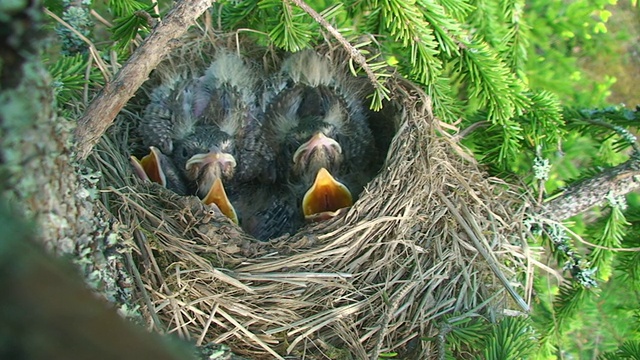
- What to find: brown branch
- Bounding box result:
[454,120,490,140]
[542,159,640,221]
[74,0,213,160]
[0,198,251,360]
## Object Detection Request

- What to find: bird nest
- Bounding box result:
[89,29,532,359]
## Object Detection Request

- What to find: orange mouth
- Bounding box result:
[202,178,238,224]
[302,168,353,220]
[130,146,166,186]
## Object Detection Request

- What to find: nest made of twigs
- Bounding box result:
[89,27,533,359]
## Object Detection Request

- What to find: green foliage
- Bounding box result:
[108,0,153,18]
[526,0,619,107]
[110,3,158,50]
[47,53,103,105]
[54,1,94,54]
[445,315,490,355]
[533,263,640,358]
[600,341,640,360]
[261,0,316,51]
[529,197,640,358]
[478,316,537,360]
[440,315,537,359]
[220,0,323,49]
[616,206,640,287]
[588,196,629,280]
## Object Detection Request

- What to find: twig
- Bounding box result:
[436,322,452,360]
[287,0,381,90]
[74,0,214,160]
[124,250,164,332]
[90,9,113,27]
[44,8,111,80]
[84,54,93,104]
[454,120,490,140]
[371,280,418,360]
[578,116,640,157]
[542,158,640,221]
[552,220,640,252]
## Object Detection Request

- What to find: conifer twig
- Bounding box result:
[44,8,111,80]
[287,0,381,90]
[543,158,640,221]
[74,0,213,160]
[579,116,640,156]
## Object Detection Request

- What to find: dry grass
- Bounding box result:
[88,28,533,359]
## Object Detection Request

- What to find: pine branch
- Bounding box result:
[110,4,159,49]
[379,0,441,84]
[616,207,640,286]
[589,201,628,280]
[110,0,151,17]
[74,0,213,160]
[499,0,529,78]
[443,315,488,356]
[416,0,463,58]
[552,283,590,332]
[45,8,111,80]
[437,0,474,20]
[479,317,537,360]
[467,0,502,47]
[574,114,640,157]
[269,0,313,51]
[287,0,386,99]
[542,159,640,221]
[48,53,102,104]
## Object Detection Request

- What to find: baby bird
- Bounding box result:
[262,50,376,220]
[171,126,237,198]
[138,72,196,155]
[232,182,302,241]
[138,52,274,223]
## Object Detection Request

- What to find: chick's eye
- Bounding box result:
[181,147,189,158]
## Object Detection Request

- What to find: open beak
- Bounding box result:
[202,178,238,224]
[293,132,342,165]
[185,151,236,195]
[130,146,166,186]
[186,151,236,174]
[302,167,353,221]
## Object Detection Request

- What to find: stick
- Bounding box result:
[542,158,640,221]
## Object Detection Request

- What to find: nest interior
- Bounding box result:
[90,29,532,359]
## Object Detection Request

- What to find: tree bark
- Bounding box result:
[541,158,640,221]
[1,0,140,320]
[0,199,194,360]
